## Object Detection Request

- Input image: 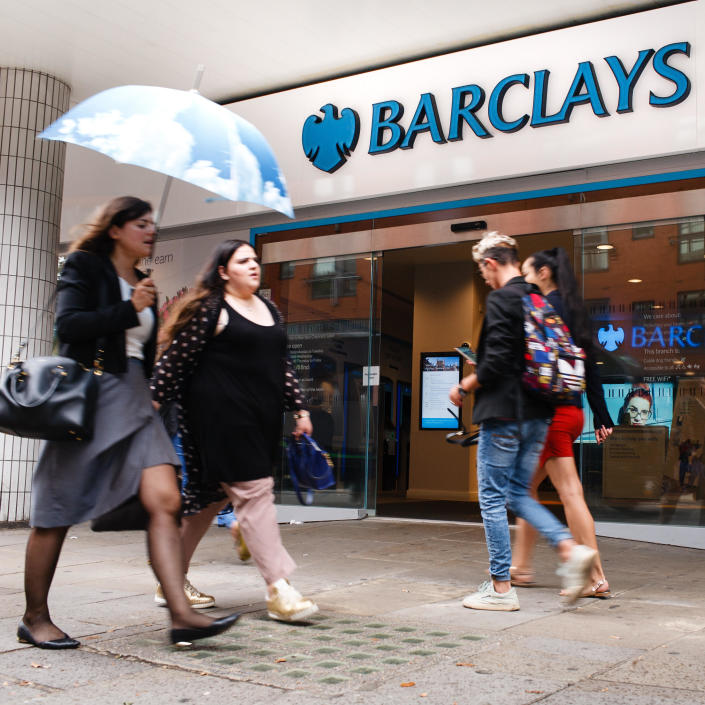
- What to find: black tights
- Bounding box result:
[22,464,213,641]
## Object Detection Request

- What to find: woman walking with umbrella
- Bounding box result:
[19,197,239,648]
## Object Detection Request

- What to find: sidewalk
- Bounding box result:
[0,518,704,705]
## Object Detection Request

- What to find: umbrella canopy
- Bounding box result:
[39,85,294,218]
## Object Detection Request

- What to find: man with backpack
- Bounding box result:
[449,231,596,611]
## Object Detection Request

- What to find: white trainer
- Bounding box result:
[266,578,318,622]
[462,580,520,611]
[557,544,598,604]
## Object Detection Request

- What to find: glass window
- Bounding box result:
[279,261,295,279]
[678,217,704,263]
[632,225,654,240]
[578,216,705,530]
[582,229,610,272]
[260,251,380,512]
[310,257,359,301]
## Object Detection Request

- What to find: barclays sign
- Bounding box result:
[302,42,691,173]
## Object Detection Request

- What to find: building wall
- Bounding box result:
[408,261,481,501]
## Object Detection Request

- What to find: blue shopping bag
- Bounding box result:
[285,433,336,505]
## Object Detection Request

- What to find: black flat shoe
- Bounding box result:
[17,621,80,650]
[170,612,241,645]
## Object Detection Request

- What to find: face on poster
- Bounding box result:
[420,354,461,429]
[580,380,674,442]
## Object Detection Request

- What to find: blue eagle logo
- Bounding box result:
[598,324,625,352]
[302,104,360,173]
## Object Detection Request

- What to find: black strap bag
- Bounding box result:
[0,342,102,441]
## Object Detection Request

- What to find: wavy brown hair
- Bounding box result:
[70,196,152,256]
[159,239,252,351]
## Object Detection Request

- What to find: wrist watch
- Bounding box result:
[293,410,310,419]
[457,385,468,398]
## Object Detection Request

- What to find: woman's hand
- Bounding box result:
[293,412,313,438]
[595,425,613,445]
[132,278,156,312]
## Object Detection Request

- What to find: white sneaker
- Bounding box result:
[266,578,318,622]
[462,580,520,611]
[557,545,598,604]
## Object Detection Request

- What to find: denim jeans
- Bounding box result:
[477,418,572,582]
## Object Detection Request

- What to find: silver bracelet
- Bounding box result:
[293,411,310,420]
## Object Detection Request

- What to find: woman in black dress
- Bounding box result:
[21,197,239,648]
[152,239,318,622]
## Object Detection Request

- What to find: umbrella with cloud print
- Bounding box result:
[38,84,294,219]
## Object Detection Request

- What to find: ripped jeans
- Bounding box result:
[477,418,572,582]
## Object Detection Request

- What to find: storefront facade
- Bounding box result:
[150,3,704,545]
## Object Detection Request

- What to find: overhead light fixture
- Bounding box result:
[653,305,664,309]
[596,361,604,365]
[628,278,642,283]
[596,244,614,250]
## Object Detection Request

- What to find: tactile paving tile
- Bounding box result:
[101,612,486,692]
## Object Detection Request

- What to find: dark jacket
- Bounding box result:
[56,250,157,377]
[472,276,554,425]
[545,290,613,430]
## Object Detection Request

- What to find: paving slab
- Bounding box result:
[599,631,705,691]
[539,678,705,705]
[0,518,703,704]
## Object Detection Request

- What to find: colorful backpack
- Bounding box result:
[521,292,586,404]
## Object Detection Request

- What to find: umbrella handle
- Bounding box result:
[155,176,173,229]
[155,64,206,227]
[191,64,205,92]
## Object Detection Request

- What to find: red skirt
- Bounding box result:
[539,405,584,467]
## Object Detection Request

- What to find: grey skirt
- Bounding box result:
[30,359,180,528]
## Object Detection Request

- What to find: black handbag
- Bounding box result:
[90,495,150,532]
[0,342,102,441]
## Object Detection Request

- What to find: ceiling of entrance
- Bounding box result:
[2,1,674,105]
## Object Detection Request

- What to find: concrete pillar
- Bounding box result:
[0,69,70,522]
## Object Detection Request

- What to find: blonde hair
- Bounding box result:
[471,231,518,264]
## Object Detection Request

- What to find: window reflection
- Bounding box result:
[579,216,705,527]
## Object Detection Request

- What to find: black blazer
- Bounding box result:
[472,276,554,425]
[56,250,157,377]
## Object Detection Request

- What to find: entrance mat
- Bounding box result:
[92,611,486,692]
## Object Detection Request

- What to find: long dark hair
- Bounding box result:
[160,239,252,348]
[529,247,591,349]
[70,196,152,255]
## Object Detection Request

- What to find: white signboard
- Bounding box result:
[362,365,380,387]
[231,3,700,212]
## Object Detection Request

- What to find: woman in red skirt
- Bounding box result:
[512,247,613,598]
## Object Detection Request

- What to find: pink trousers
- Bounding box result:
[220,476,296,585]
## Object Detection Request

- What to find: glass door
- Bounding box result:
[260,252,381,511]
